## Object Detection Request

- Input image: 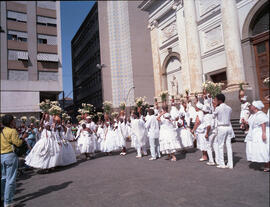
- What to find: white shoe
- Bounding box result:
[120,152,124,155]
[206,162,216,166]
[122,152,126,156]
[136,155,142,158]
[226,165,233,169]
[5,203,15,207]
[149,157,156,161]
[199,158,207,162]
[216,165,226,169]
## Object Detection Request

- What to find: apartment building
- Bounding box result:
[0,1,62,119]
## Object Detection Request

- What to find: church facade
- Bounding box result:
[139,0,269,118]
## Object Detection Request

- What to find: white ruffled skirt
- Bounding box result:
[178,127,194,148]
[25,136,61,169]
[159,125,181,154]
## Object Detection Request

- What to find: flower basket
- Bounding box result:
[119,102,126,111]
[135,97,146,108]
[263,77,270,88]
[29,116,36,123]
[202,81,223,98]
[76,115,82,122]
[39,99,51,113]
[159,91,168,103]
[103,101,113,114]
[111,112,119,119]
[20,116,27,123]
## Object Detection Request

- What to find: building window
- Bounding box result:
[37,34,57,45]
[37,16,57,27]
[7,30,28,42]
[8,50,28,61]
[38,38,47,44]
[7,11,27,23]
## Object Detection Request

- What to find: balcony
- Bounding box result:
[8,40,28,51]
[8,60,28,70]
[37,44,57,53]
[37,25,57,36]
[36,7,56,19]
[7,20,27,32]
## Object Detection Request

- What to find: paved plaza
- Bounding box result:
[14,142,269,207]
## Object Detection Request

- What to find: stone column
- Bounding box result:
[175,4,191,93]
[149,21,162,97]
[183,0,203,93]
[221,0,245,87]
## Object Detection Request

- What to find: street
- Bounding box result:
[14,142,269,207]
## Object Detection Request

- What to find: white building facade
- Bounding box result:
[139,0,269,118]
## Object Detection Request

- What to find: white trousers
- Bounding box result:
[206,132,218,163]
[216,126,233,167]
[137,146,147,157]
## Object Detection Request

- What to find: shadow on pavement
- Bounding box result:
[14,181,73,205]
[248,162,264,171]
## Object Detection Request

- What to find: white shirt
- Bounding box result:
[145,115,159,139]
[214,103,232,126]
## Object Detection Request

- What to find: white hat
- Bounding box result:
[241,96,247,101]
[86,116,92,119]
[196,102,204,110]
[252,100,264,110]
[202,105,210,113]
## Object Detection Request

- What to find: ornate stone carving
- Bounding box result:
[162,22,177,42]
[197,0,220,17]
[202,25,223,52]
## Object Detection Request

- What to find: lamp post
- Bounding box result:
[124,86,135,117]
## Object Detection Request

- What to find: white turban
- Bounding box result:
[86,116,92,119]
[241,96,247,101]
[196,102,204,110]
[164,113,171,119]
[252,100,264,110]
[202,105,210,113]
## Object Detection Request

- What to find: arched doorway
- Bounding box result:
[161,52,181,96]
[250,2,269,110]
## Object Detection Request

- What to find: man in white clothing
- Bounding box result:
[214,94,234,169]
[145,109,160,160]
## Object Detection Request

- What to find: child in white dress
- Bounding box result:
[158,106,181,161]
[103,122,119,154]
[177,113,194,150]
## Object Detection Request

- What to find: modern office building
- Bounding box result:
[0,1,63,119]
[139,0,269,118]
[71,2,101,112]
[72,1,155,111]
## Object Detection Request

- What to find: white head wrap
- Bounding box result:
[164,113,171,119]
[196,102,204,110]
[252,100,264,110]
[241,96,247,101]
[86,116,92,119]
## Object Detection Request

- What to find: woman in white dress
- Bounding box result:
[246,101,269,172]
[177,113,194,150]
[158,106,181,161]
[191,102,208,162]
[54,124,77,166]
[96,122,106,152]
[240,96,250,131]
[76,123,95,160]
[116,118,127,155]
[25,122,61,172]
[103,121,119,154]
[131,112,148,158]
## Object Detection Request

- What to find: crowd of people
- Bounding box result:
[1,93,269,207]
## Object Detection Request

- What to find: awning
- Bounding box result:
[37,16,56,24]
[17,51,28,60]
[37,53,58,62]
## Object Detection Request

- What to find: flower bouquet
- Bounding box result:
[159,91,168,103]
[119,102,126,111]
[48,105,62,116]
[103,101,113,114]
[20,116,27,123]
[111,112,119,119]
[39,99,51,113]
[135,97,146,108]
[76,114,82,122]
[29,116,36,123]
[202,81,223,98]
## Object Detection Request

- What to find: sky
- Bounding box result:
[60,1,95,99]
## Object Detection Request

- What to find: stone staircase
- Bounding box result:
[231,119,246,142]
